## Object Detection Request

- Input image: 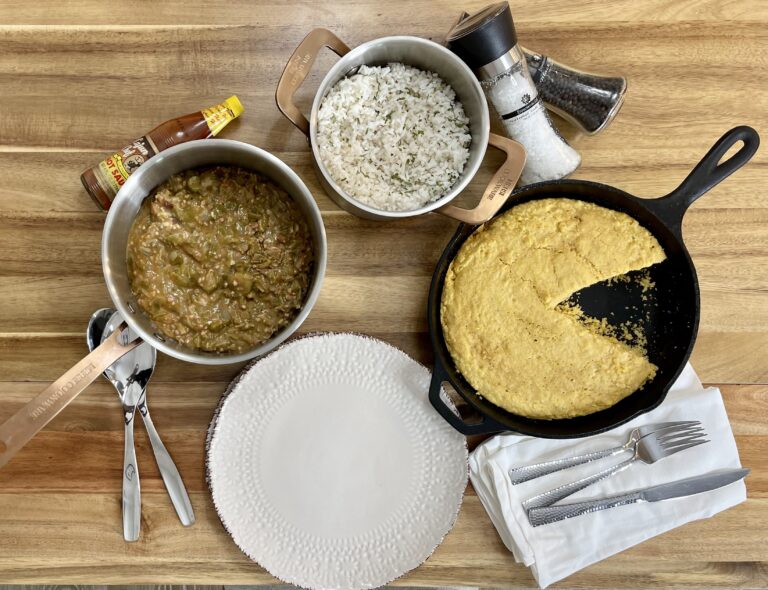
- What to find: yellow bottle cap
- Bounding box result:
[225,95,244,118]
[203,96,245,136]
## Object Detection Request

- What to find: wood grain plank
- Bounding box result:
[0,430,763,496]
[0,211,458,277]
[0,208,765,279]
[0,275,432,333]
[0,382,221,432]
[0,383,764,494]
[0,382,764,433]
[0,332,434,383]
[1,0,766,26]
[0,23,764,153]
[691,333,768,384]
[0,492,765,586]
[0,332,765,385]
[1,151,766,213]
[720,385,768,435]
[0,587,226,590]
[0,273,766,338]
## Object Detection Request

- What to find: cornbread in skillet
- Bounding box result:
[127,166,313,354]
[440,198,666,420]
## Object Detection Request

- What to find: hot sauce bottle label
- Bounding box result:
[96,136,158,194]
[202,96,244,136]
[81,96,244,210]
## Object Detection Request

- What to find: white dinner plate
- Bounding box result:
[206,333,468,590]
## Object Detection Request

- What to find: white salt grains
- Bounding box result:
[483,63,581,185]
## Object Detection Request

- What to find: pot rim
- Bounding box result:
[308,35,490,218]
[101,139,327,365]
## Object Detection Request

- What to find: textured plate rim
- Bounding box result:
[204,331,469,590]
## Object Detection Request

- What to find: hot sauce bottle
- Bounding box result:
[81,96,244,210]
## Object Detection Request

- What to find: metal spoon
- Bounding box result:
[87,309,195,539]
[87,309,144,541]
[99,311,195,528]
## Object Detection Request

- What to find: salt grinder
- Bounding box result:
[447,2,581,185]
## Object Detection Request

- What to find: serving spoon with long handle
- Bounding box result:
[88,309,195,537]
[0,323,140,471]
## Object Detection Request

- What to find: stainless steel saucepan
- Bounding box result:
[102,139,327,365]
[276,28,526,223]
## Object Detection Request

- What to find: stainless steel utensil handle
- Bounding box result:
[122,405,141,542]
[509,445,627,484]
[0,326,140,470]
[139,400,195,527]
[528,491,644,527]
[524,456,635,510]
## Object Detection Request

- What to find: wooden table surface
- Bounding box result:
[0,0,766,587]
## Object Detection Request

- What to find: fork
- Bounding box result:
[508,421,701,485]
[523,425,709,510]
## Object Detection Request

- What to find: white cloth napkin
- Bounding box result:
[469,364,746,588]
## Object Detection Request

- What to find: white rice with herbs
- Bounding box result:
[316,63,472,212]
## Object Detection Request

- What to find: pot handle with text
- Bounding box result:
[275,28,351,137]
[437,133,526,225]
[0,324,141,471]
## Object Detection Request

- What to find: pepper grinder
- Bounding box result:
[523,49,627,135]
[451,5,628,135]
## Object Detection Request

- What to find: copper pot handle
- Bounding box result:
[437,133,527,224]
[276,28,351,137]
[0,324,141,470]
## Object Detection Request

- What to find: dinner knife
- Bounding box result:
[528,468,749,527]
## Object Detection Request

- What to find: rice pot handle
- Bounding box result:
[648,126,760,234]
[428,360,506,436]
[437,134,526,225]
[275,28,351,137]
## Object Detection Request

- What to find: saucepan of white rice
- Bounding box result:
[276,30,525,222]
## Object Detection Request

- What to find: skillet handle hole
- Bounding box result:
[717,140,745,167]
[440,381,476,422]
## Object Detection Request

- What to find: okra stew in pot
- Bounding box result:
[102,139,327,365]
[127,166,314,354]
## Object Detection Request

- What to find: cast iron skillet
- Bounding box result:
[428,126,760,438]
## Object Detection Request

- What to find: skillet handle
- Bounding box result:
[275,28,351,137]
[429,360,506,436]
[648,126,760,234]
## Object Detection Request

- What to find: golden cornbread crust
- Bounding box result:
[440,198,667,420]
